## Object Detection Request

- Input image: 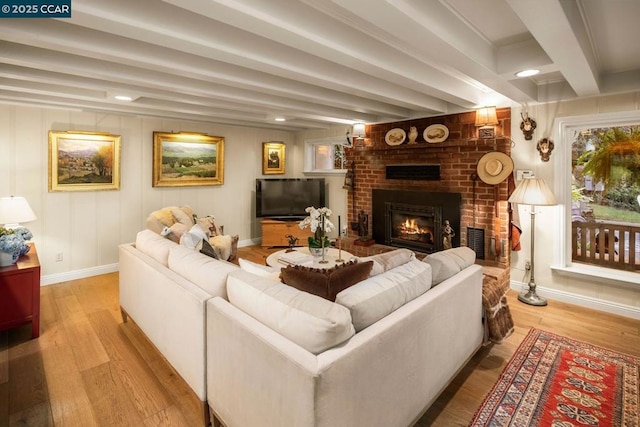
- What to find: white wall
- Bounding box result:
[0,105,301,283]
[509,92,640,318]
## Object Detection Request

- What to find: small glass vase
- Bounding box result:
[308,246,327,259]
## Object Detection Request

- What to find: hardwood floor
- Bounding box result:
[1,245,639,426]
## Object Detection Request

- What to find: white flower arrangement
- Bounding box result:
[299,206,334,248]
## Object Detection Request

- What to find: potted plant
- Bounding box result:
[0,226,31,267]
[298,206,334,259]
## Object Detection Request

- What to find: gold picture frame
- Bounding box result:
[153,131,224,187]
[48,130,121,192]
[262,142,285,175]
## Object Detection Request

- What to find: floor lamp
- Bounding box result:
[508,177,557,306]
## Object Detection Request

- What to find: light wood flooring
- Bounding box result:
[1,245,639,426]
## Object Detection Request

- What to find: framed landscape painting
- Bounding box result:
[48,130,121,192]
[263,142,285,174]
[153,131,225,187]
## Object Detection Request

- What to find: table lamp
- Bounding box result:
[0,196,37,229]
[507,177,557,306]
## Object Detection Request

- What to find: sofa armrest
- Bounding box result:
[313,264,483,426]
[119,243,212,401]
[206,297,318,427]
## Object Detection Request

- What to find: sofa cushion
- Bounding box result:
[135,229,177,266]
[422,246,476,285]
[280,260,373,301]
[226,270,355,354]
[356,248,415,276]
[335,259,432,331]
[168,245,238,298]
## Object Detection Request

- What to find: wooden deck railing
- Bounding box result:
[572,220,640,271]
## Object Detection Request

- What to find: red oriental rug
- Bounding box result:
[469,328,640,426]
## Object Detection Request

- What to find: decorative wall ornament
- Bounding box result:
[536,138,554,162]
[520,112,537,140]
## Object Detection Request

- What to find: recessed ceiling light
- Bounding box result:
[515,69,540,78]
[274,117,286,122]
[114,95,133,101]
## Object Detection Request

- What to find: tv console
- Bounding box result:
[260,218,313,248]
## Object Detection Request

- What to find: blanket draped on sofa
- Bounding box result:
[482,281,514,344]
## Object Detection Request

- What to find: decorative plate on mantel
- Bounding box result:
[385,128,406,145]
[424,124,449,143]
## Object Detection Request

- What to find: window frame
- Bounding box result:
[552,110,640,288]
[303,136,349,175]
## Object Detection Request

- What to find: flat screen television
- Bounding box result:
[256,178,325,218]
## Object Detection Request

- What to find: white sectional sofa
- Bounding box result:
[119,229,483,427]
[206,248,484,427]
[118,229,239,425]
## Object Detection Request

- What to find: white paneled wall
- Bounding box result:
[510,91,640,318]
[0,105,306,283]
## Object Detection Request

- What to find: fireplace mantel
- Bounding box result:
[345,108,511,269]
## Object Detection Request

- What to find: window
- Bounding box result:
[553,111,640,284]
[303,136,348,174]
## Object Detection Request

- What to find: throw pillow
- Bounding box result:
[210,234,232,260]
[171,207,194,228]
[160,222,189,243]
[200,238,219,259]
[238,258,281,282]
[280,260,373,301]
[180,224,209,249]
[196,216,223,237]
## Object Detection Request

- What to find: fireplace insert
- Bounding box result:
[385,202,442,253]
[372,189,461,253]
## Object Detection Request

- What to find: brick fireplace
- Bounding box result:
[343,108,512,270]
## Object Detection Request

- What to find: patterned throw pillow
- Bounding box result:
[200,238,219,259]
[280,260,373,301]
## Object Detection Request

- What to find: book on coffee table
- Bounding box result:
[278,251,314,266]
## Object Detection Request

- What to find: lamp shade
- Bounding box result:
[0,196,37,225]
[353,123,366,138]
[475,106,499,126]
[508,177,557,206]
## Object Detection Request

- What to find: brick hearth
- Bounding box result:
[345,108,512,271]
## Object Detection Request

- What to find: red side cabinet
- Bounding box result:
[0,243,41,338]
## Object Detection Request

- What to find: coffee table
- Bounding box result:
[266,247,355,270]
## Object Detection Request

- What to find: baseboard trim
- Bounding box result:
[510,280,640,320]
[42,263,119,286]
[42,238,259,286]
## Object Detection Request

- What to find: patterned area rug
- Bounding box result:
[469,328,640,426]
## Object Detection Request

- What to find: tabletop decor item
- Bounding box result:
[284,234,299,252]
[0,226,30,267]
[299,206,334,264]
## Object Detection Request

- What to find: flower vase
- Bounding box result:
[308,246,327,259]
[0,250,18,267]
